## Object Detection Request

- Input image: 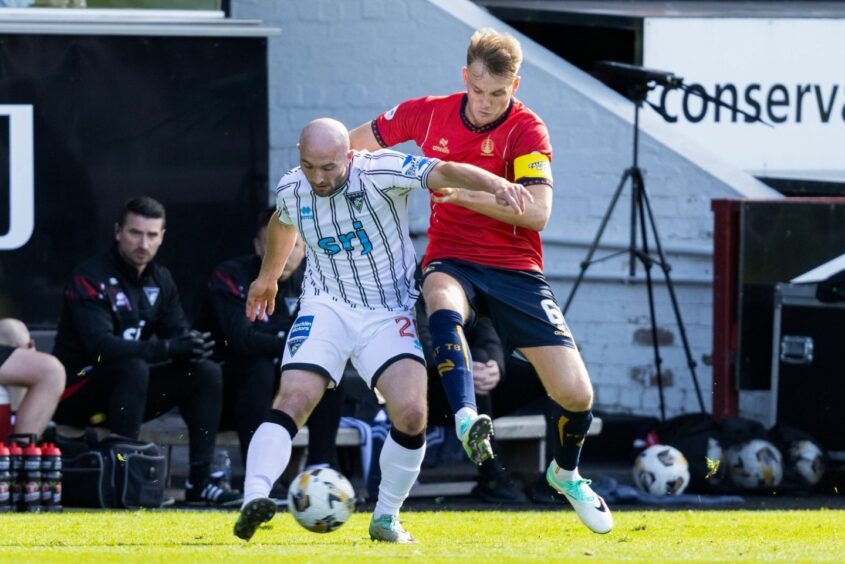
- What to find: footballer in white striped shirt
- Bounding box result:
[234,118,530,544]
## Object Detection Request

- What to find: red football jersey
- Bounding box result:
[372,92,552,272]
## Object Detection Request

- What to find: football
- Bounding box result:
[632,444,690,496]
[287,467,356,533]
[787,440,826,486]
[727,439,783,490]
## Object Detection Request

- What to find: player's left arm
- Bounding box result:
[426,160,533,216]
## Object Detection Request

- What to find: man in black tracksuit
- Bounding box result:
[196,206,344,471]
[53,196,240,506]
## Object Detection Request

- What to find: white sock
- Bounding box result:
[373,433,425,518]
[553,463,582,483]
[242,422,292,507]
[454,407,478,436]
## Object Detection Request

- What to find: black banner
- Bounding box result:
[0,34,269,327]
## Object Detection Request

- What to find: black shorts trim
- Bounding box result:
[281,362,335,386]
[371,353,426,390]
[517,338,578,351]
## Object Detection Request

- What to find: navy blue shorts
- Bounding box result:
[421,259,576,351]
[0,345,14,368]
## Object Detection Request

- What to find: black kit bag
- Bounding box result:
[716,416,769,451]
[53,429,167,509]
[636,413,721,491]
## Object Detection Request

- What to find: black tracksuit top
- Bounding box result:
[54,246,188,378]
[195,254,304,360]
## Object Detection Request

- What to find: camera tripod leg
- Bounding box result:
[640,180,707,414]
[566,96,707,420]
[635,182,667,421]
[563,168,633,315]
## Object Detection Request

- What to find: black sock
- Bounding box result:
[478,457,504,482]
[389,426,425,450]
[267,408,299,438]
[478,434,504,479]
[549,404,592,471]
[189,461,211,486]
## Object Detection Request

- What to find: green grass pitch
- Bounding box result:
[0,509,842,562]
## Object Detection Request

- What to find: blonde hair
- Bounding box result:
[466,28,523,79]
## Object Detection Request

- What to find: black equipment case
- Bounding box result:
[770,283,845,458]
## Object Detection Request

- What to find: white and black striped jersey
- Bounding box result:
[274,149,439,312]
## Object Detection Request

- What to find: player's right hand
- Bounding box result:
[494,182,533,214]
[246,276,279,321]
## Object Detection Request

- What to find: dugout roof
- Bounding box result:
[477,1,845,29]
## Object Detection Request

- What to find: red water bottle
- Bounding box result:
[21,442,41,512]
[40,443,62,512]
[9,442,22,512]
[0,443,10,512]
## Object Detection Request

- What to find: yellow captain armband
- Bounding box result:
[513,152,552,182]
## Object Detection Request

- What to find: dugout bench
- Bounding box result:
[56,414,602,498]
[37,330,603,497]
[140,413,602,497]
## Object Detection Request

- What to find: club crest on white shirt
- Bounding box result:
[346,191,366,212]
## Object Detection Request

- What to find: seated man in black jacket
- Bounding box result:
[197,206,344,470]
[53,196,240,507]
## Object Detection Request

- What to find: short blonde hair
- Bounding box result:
[466,28,523,79]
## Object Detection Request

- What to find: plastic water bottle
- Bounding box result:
[9,442,22,511]
[21,442,41,512]
[40,443,62,512]
[211,449,232,489]
[0,443,10,513]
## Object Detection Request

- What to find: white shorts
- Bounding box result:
[280,298,426,388]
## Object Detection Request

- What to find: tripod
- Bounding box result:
[562,81,706,421]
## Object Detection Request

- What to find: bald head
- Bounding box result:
[298,118,353,196]
[300,118,350,153]
[0,318,30,348]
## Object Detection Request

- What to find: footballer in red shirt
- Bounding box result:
[350,28,612,535]
[371,91,551,272]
